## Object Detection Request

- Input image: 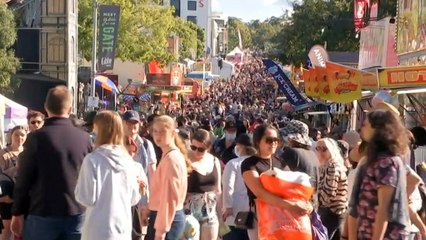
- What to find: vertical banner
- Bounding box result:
[263,59,307,106]
[326,62,362,103]
[308,45,329,68]
[98,5,121,71]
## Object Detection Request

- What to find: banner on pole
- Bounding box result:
[98,5,121,71]
[263,59,306,106]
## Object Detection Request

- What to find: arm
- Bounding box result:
[242,170,311,215]
[154,154,183,238]
[214,157,223,222]
[12,134,38,216]
[74,154,99,207]
[347,214,358,240]
[146,140,157,181]
[371,185,395,240]
[406,167,422,197]
[222,162,236,210]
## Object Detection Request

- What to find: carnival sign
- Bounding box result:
[326,62,362,103]
[98,5,121,71]
[378,66,426,88]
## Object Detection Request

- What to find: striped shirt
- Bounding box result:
[318,160,348,215]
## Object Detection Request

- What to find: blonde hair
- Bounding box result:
[154,115,192,173]
[93,111,124,148]
[318,137,344,165]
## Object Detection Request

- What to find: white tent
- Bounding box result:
[226,47,244,57]
[0,94,28,147]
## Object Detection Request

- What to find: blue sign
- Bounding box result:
[263,59,307,106]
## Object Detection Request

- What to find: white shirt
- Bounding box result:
[222,156,251,226]
[414,146,426,166]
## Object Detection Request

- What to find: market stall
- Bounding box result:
[0,94,28,147]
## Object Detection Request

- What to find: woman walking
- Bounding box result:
[146,115,192,240]
[185,129,222,240]
[75,111,146,240]
[0,126,27,240]
[315,137,348,240]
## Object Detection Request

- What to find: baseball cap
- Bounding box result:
[224,121,237,130]
[122,110,140,123]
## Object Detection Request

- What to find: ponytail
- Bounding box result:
[175,135,192,174]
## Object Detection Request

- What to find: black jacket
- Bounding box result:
[12,117,92,216]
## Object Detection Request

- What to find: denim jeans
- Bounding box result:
[23,214,84,240]
[145,210,185,240]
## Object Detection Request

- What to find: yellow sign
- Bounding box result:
[313,66,331,100]
[326,62,362,103]
[378,66,426,88]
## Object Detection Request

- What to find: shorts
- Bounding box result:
[0,203,13,220]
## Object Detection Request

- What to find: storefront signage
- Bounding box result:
[378,66,426,88]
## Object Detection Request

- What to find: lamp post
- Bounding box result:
[91,0,98,98]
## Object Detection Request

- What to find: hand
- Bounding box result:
[11,215,24,237]
[139,208,150,226]
[0,196,13,204]
[286,200,313,216]
[222,208,233,222]
[137,178,147,196]
[154,234,165,240]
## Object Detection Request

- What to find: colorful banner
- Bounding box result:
[378,66,426,88]
[397,0,426,55]
[98,5,121,71]
[263,59,307,106]
[302,69,313,97]
[326,62,362,103]
[314,66,331,100]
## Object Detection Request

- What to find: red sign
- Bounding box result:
[378,66,426,88]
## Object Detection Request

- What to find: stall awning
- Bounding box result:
[0,94,28,130]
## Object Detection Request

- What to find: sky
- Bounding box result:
[212,0,292,22]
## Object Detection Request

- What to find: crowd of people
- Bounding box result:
[0,57,425,240]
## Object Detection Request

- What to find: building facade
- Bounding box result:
[211,11,228,56]
[168,0,212,56]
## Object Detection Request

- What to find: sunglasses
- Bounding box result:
[315,146,328,152]
[31,120,43,125]
[190,145,206,152]
[264,137,280,144]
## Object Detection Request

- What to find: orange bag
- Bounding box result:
[257,169,314,240]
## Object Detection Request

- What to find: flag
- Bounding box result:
[263,59,307,106]
[237,28,243,50]
[139,92,151,102]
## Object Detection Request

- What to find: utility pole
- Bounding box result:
[91,0,98,98]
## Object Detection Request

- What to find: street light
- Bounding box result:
[91,0,98,98]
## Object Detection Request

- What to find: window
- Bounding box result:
[187,16,197,24]
[171,0,180,16]
[187,0,196,11]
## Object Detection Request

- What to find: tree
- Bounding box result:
[249,17,283,53]
[274,0,359,65]
[78,0,176,64]
[0,4,20,95]
[227,17,252,50]
[171,18,197,59]
[195,25,205,58]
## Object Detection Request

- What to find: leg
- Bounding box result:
[23,215,62,240]
[0,220,11,240]
[165,210,185,240]
[61,214,84,240]
[200,220,219,240]
[318,207,341,239]
[145,211,157,240]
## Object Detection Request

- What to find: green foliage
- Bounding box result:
[274,0,359,65]
[227,17,252,50]
[195,26,205,58]
[0,4,20,94]
[78,0,177,64]
[171,18,197,59]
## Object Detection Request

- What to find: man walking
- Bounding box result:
[11,86,92,240]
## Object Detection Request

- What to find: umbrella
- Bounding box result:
[94,75,119,94]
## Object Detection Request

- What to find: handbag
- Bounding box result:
[234,211,254,229]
